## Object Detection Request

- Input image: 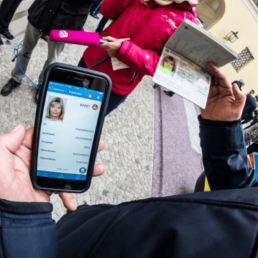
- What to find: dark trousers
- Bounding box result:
[0,0,23,30]
[78,58,127,116]
[96,17,109,33]
[90,0,104,15]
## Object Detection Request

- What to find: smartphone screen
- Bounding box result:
[37,81,104,181]
[31,65,111,193]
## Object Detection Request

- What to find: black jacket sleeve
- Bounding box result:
[0,199,56,258]
[199,115,257,190]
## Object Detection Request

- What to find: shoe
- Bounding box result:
[0,29,14,41]
[0,37,3,46]
[163,90,175,97]
[90,13,99,19]
[1,78,21,96]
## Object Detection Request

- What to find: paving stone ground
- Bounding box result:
[0,16,154,221]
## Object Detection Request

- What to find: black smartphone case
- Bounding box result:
[31,63,112,193]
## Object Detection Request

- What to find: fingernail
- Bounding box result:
[72,200,77,210]
[10,124,22,133]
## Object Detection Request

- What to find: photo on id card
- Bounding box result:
[153,48,211,109]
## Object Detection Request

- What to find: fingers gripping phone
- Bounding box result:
[31,63,111,193]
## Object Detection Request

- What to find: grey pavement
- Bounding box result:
[0,16,154,221]
[152,88,203,197]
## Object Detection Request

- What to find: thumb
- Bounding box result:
[59,192,77,211]
[232,83,246,101]
[102,36,117,42]
[232,83,246,106]
[0,124,26,153]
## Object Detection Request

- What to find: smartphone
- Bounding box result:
[31,63,111,193]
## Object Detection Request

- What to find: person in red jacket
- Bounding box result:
[78,0,198,115]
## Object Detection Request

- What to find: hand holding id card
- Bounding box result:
[153,19,238,109]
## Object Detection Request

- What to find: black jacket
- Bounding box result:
[1,117,258,258]
[28,0,95,34]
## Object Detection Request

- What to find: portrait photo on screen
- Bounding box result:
[45,96,67,122]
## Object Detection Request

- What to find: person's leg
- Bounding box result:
[38,40,65,83]
[0,0,10,29]
[0,0,23,30]
[105,92,127,116]
[11,22,41,83]
[34,40,65,103]
[93,0,104,15]
[96,17,109,33]
[90,0,104,19]
[1,22,40,96]
[0,0,14,29]
[78,57,87,68]
[90,0,103,14]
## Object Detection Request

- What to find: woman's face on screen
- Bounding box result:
[50,102,62,120]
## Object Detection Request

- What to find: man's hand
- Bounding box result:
[0,125,105,211]
[201,62,246,121]
[99,36,125,57]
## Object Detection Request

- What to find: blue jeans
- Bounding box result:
[78,58,127,116]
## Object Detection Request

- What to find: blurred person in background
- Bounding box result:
[90,0,104,19]
[0,0,23,46]
[241,89,257,124]
[249,89,255,97]
[1,0,96,102]
[91,0,111,35]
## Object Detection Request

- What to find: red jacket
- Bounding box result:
[83,0,198,96]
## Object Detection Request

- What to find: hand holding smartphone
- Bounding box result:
[31,64,111,193]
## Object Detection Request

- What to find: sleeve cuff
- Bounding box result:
[116,40,133,64]
[199,115,245,153]
[198,115,240,127]
[0,198,53,215]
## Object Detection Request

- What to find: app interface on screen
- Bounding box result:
[37,81,104,180]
